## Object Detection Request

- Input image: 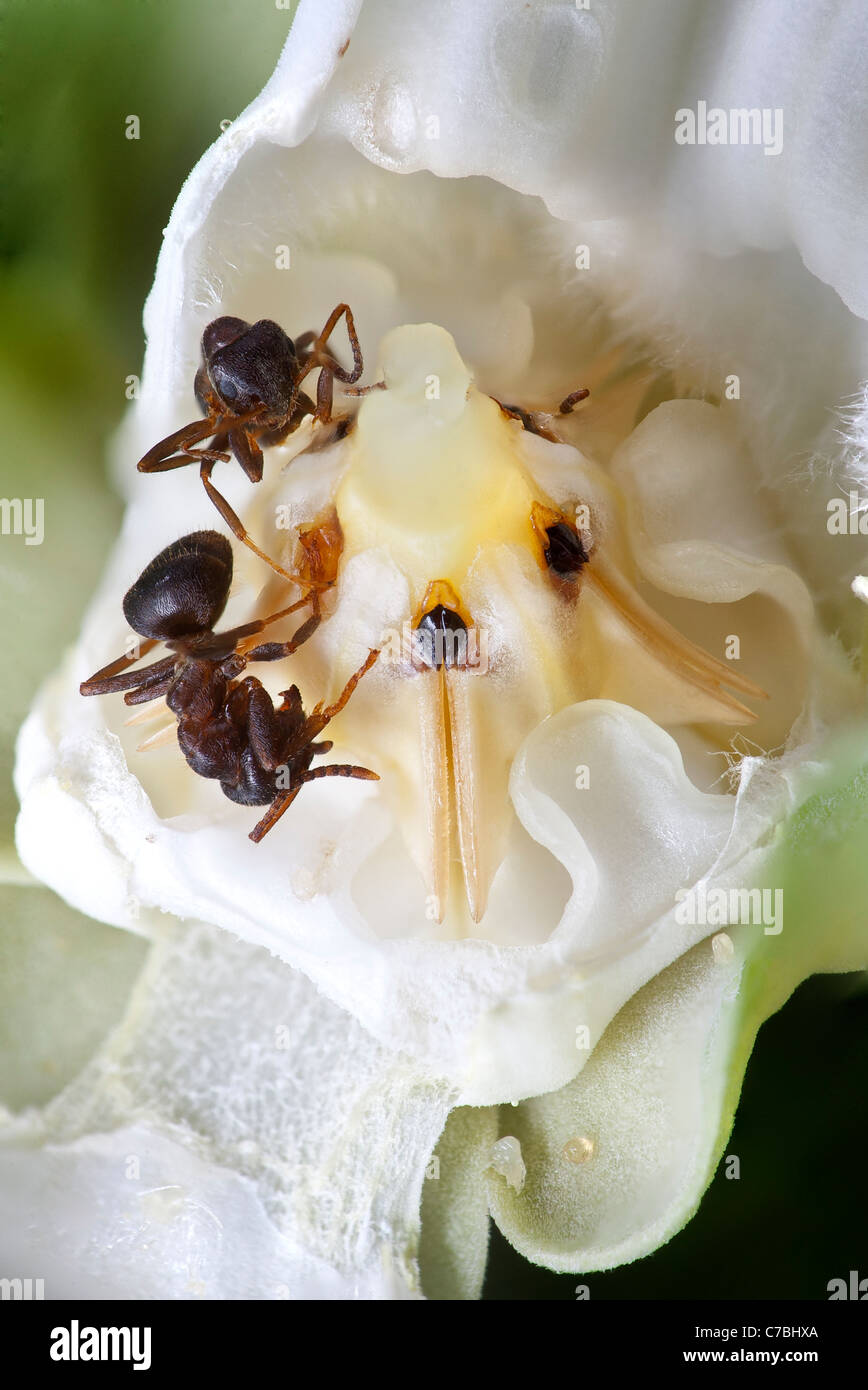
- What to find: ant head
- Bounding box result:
[122,531,234,641]
[542,521,589,578]
[201,317,250,359]
[202,318,298,420]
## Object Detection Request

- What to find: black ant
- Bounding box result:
[137,306,364,586]
[80,530,379,841]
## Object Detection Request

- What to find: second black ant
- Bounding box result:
[80,529,379,840]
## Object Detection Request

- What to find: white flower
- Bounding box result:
[5,0,868,1297]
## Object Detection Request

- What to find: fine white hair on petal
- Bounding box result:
[486,934,748,1272]
[1,919,452,1299]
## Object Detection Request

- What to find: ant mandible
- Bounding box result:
[136,305,363,587]
[80,530,379,840]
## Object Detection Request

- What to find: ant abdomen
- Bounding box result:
[122,531,233,641]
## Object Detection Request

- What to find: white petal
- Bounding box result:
[14,0,866,1123]
[487,720,868,1269]
[1,919,451,1298]
[419,1105,498,1300]
[610,399,862,749]
[20,640,776,1104]
[485,930,761,1270]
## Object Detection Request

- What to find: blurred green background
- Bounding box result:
[0,0,294,847]
[0,0,865,1301]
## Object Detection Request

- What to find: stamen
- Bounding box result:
[587,554,768,717]
[136,723,177,753]
[417,670,450,926]
[123,701,171,728]
[413,582,487,923]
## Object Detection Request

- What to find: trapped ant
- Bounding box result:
[495,387,590,442]
[137,306,364,586]
[80,530,379,840]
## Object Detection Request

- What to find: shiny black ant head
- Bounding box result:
[414,604,469,669]
[543,521,589,578]
[201,317,299,420]
[122,531,234,641]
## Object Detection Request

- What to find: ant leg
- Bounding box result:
[342,380,387,397]
[139,404,268,472]
[244,618,319,663]
[314,367,335,425]
[80,637,158,692]
[302,764,379,783]
[181,445,231,465]
[248,783,304,842]
[215,596,314,658]
[493,399,559,442]
[137,416,222,472]
[496,401,544,431]
[558,387,590,415]
[318,647,380,721]
[277,648,379,765]
[311,359,370,424]
[323,303,363,384]
[243,682,288,772]
[227,426,264,484]
[247,761,379,843]
[123,673,175,706]
[493,387,588,440]
[243,594,323,663]
[309,310,365,423]
[80,650,174,698]
[198,457,318,593]
[297,303,364,390]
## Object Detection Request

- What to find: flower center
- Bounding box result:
[259,323,767,937]
[337,323,538,603]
